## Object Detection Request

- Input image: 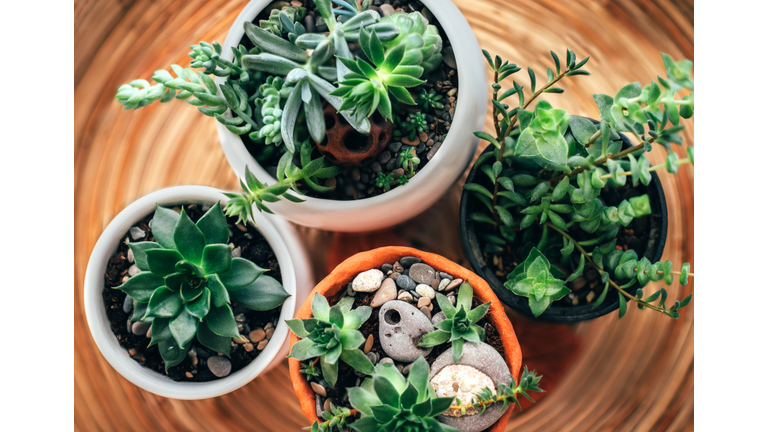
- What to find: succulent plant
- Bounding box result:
[504,248,570,317]
[399,112,428,141]
[465,366,544,415]
[117,203,289,369]
[330,0,371,17]
[286,294,375,387]
[375,172,395,191]
[347,357,459,432]
[253,76,295,146]
[418,88,444,110]
[419,283,491,361]
[379,12,443,74]
[398,147,420,177]
[259,4,307,41]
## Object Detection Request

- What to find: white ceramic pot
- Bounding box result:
[216,0,488,232]
[84,186,313,399]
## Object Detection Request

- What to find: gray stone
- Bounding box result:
[316,395,324,417]
[400,256,422,267]
[389,272,401,280]
[122,296,133,313]
[208,356,232,378]
[393,261,404,273]
[445,278,464,292]
[396,275,417,291]
[380,3,395,15]
[378,151,392,164]
[129,226,145,240]
[429,343,512,432]
[128,264,141,277]
[403,363,413,375]
[432,311,446,324]
[352,269,384,292]
[379,357,394,366]
[439,272,454,281]
[388,140,402,153]
[409,263,436,284]
[231,247,242,258]
[381,263,393,273]
[131,321,150,336]
[371,278,397,307]
[366,351,379,364]
[379,300,434,362]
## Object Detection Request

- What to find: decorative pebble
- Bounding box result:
[438,279,451,291]
[129,227,145,240]
[207,356,232,378]
[397,291,414,302]
[122,296,133,313]
[185,372,193,378]
[420,306,432,320]
[233,336,248,344]
[415,284,436,299]
[366,351,379,365]
[417,297,431,309]
[266,328,274,339]
[430,279,440,290]
[131,321,150,336]
[572,277,587,291]
[231,247,241,258]
[403,363,413,375]
[379,357,394,366]
[323,398,333,413]
[432,311,446,324]
[445,278,464,291]
[400,256,422,267]
[381,263,393,273]
[371,278,397,307]
[393,262,404,273]
[311,382,327,397]
[128,265,140,277]
[243,343,254,352]
[257,339,269,350]
[352,269,385,292]
[448,295,456,306]
[346,283,356,296]
[364,334,374,354]
[249,328,266,343]
[127,248,134,263]
[389,272,401,280]
[380,3,395,15]
[396,275,417,291]
[235,313,247,323]
[379,301,434,362]
[316,395,323,418]
[439,272,453,281]
[409,263,436,285]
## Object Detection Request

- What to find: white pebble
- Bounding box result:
[129,226,145,240]
[128,264,141,276]
[352,269,384,292]
[231,247,241,258]
[438,279,450,291]
[415,284,435,299]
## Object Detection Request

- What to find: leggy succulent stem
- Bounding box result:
[548,141,649,185]
[598,158,692,179]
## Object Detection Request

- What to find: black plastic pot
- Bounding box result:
[459,118,668,322]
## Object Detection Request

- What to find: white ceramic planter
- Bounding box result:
[84,186,313,399]
[216,0,488,232]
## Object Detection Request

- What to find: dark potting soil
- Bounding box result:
[238,0,458,200]
[302,265,505,423]
[102,203,283,382]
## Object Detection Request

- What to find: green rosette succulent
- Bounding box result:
[419,283,491,361]
[504,248,570,317]
[286,294,374,387]
[379,12,443,74]
[514,100,572,171]
[347,357,460,432]
[259,4,307,40]
[253,76,295,145]
[117,203,290,369]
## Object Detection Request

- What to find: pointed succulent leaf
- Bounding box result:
[151,205,180,249]
[173,209,206,264]
[197,319,232,355]
[116,272,164,302]
[217,257,266,290]
[169,308,199,348]
[145,286,183,319]
[231,276,290,311]
[195,202,229,245]
[340,348,375,375]
[127,242,161,272]
[206,304,240,338]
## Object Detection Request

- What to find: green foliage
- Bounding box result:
[466,50,694,319]
[307,402,355,432]
[399,112,428,141]
[348,357,460,432]
[398,147,420,177]
[418,89,444,110]
[252,76,295,146]
[300,361,321,380]
[286,294,374,387]
[468,366,544,415]
[375,172,395,191]
[419,283,491,361]
[259,4,307,41]
[117,203,289,369]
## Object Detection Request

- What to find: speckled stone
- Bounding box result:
[432,311,446,324]
[396,275,417,291]
[439,272,454,281]
[409,263,436,285]
[352,269,384,292]
[429,342,512,432]
[400,256,422,267]
[371,278,397,307]
[445,278,464,291]
[397,291,414,302]
[438,279,451,291]
[415,284,436,299]
[207,356,232,378]
[379,300,433,362]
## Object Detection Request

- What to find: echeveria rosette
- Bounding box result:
[379,12,443,75]
[286,294,374,387]
[117,203,290,369]
[348,357,460,432]
[504,248,570,317]
[514,100,572,172]
[419,283,490,362]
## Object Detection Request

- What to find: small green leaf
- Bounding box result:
[127,242,161,272]
[231,275,290,311]
[218,257,266,290]
[207,274,230,307]
[186,288,211,320]
[205,304,240,338]
[145,249,183,277]
[169,308,199,348]
[201,244,233,274]
[145,286,183,319]
[196,202,229,245]
[339,349,374,375]
[463,183,493,199]
[158,339,189,370]
[116,273,164,302]
[173,209,206,264]
[197,319,231,355]
[151,205,180,249]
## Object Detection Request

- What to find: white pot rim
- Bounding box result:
[216,0,488,231]
[83,185,298,399]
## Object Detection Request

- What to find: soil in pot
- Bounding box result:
[238,0,459,200]
[102,203,283,382]
[300,256,507,431]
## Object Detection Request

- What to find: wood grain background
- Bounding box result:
[74,0,694,430]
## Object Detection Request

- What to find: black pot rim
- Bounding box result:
[459,117,668,323]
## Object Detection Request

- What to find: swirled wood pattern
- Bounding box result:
[75,0,693,430]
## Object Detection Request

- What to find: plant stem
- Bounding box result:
[548,141,650,185]
[597,158,692,179]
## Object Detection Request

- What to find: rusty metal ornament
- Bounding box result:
[314,104,394,167]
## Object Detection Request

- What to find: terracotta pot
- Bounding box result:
[288,247,522,432]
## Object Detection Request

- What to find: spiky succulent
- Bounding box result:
[117,203,290,369]
[330,0,371,17]
[418,89,444,110]
[399,112,428,141]
[380,12,443,74]
[505,248,570,318]
[398,147,420,177]
[286,294,374,387]
[419,283,490,362]
[348,357,460,432]
[253,76,295,145]
[259,4,307,40]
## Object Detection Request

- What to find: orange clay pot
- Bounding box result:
[289,247,523,432]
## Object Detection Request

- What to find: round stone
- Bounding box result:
[446,279,464,292]
[378,300,434,362]
[400,256,422,267]
[438,279,451,291]
[207,356,232,378]
[396,275,417,291]
[131,321,150,336]
[311,382,327,397]
[128,265,141,277]
[439,272,454,281]
[122,296,133,313]
[409,263,436,285]
[371,278,397,307]
[432,311,447,324]
[352,269,385,292]
[420,306,432,320]
[249,328,266,343]
[397,291,414,302]
[417,297,431,308]
[415,284,436,299]
[364,334,374,354]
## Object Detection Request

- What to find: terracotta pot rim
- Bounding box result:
[288,246,522,432]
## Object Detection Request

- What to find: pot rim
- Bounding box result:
[215,0,488,231]
[287,246,521,432]
[83,185,299,399]
[459,117,669,322]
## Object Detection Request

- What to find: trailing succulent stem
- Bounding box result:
[464,50,694,319]
[457,367,544,415]
[117,203,289,369]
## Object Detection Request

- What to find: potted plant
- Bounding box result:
[113,0,487,232]
[459,49,694,322]
[83,185,313,399]
[286,247,543,432]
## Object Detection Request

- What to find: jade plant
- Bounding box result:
[117,203,289,369]
[463,49,694,318]
[286,294,375,387]
[419,283,491,361]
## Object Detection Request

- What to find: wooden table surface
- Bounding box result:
[74,0,694,430]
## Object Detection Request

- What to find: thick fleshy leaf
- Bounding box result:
[218,257,265,290]
[127,242,161,271]
[329,305,345,328]
[196,202,229,245]
[412,399,432,417]
[285,319,308,338]
[169,308,199,348]
[430,397,456,416]
[207,274,230,307]
[419,330,450,347]
[148,317,172,346]
[407,356,430,401]
[343,306,371,330]
[116,272,163,302]
[467,302,490,324]
[337,297,355,314]
[180,283,202,302]
[175,260,205,278]
[452,338,464,361]
[151,205,180,249]
[325,343,343,365]
[288,338,320,361]
[340,330,365,350]
[201,244,232,275]
[381,43,405,73]
[197,319,231,355]
[243,22,308,63]
[145,286,183,319]
[340,348,374,374]
[373,376,400,407]
[388,85,415,104]
[205,305,240,338]
[374,363,406,393]
[186,288,211,320]
[311,293,330,321]
[456,283,473,312]
[321,355,339,387]
[529,296,552,317]
[281,84,303,153]
[145,249,183,277]
[130,301,148,323]
[230,275,290,311]
[173,209,206,264]
[435,294,456,320]
[370,405,399,423]
[158,339,189,370]
[348,387,380,416]
[349,416,379,431]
